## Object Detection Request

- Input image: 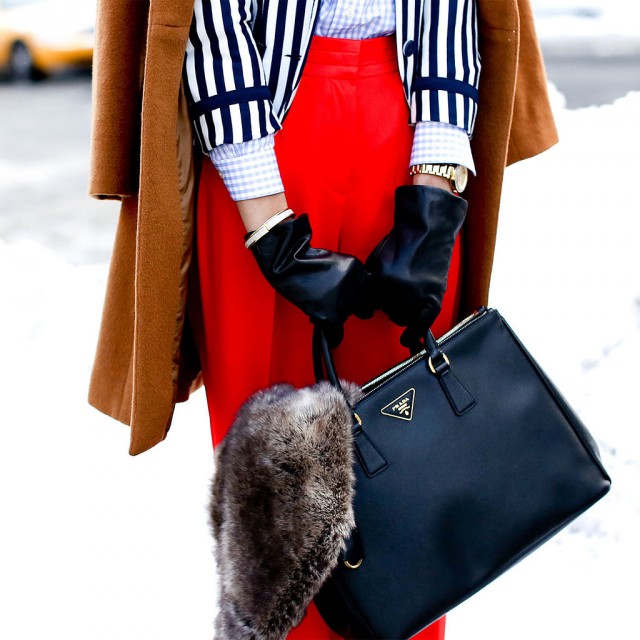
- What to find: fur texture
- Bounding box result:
[211,380,363,640]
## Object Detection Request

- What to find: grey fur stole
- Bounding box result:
[211,380,362,640]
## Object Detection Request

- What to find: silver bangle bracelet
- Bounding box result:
[244,208,294,249]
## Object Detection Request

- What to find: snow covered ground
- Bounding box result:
[1,84,638,639]
[446,86,640,640]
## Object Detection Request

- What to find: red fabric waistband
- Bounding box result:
[304,35,398,77]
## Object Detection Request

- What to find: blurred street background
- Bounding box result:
[2,0,640,264]
[0,1,639,639]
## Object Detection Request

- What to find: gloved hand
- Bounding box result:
[364,185,467,351]
[248,213,373,347]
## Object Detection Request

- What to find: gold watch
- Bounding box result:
[409,163,468,195]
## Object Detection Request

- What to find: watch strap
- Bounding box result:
[409,163,467,194]
[409,163,456,180]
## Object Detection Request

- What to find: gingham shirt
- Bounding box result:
[203,1,476,201]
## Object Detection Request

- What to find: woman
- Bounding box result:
[87,0,558,637]
[186,2,476,636]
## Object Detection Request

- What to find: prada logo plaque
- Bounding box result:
[381,388,415,421]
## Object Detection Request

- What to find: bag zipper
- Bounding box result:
[438,306,488,346]
[360,308,488,397]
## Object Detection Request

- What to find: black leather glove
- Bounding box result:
[248,214,372,347]
[364,185,467,350]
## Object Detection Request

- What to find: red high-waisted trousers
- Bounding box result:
[197,36,462,640]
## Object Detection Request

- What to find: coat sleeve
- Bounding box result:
[89,0,149,199]
[183,0,282,152]
[413,0,481,137]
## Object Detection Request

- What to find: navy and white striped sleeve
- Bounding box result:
[413,0,481,137]
[183,0,282,152]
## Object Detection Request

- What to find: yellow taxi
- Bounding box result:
[0,0,95,80]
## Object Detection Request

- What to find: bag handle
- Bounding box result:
[314,324,476,417]
[312,325,342,391]
[313,325,443,389]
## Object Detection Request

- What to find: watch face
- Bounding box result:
[454,165,468,193]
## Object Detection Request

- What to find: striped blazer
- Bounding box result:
[184,0,481,151]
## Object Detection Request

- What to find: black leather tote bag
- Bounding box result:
[313,307,611,640]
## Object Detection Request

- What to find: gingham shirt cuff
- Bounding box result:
[410,121,476,175]
[209,134,284,202]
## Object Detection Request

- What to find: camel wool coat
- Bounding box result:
[88,0,558,455]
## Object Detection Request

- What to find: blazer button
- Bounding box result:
[403,40,416,56]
